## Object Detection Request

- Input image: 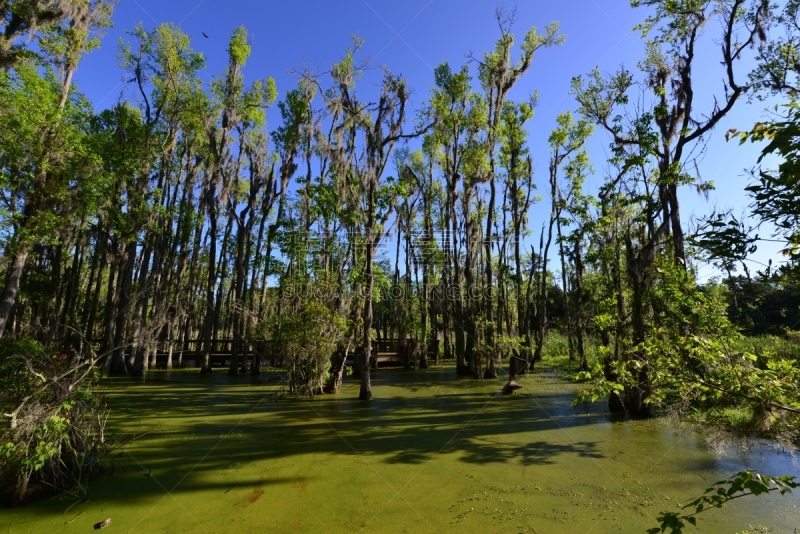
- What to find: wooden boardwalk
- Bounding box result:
[124,340,266,369]
[129,338,440,369]
[368,339,440,368]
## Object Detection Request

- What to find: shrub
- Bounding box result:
[0,339,106,504]
[270,301,347,398]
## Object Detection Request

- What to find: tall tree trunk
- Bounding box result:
[556,211,575,362]
[483,178,497,379]
[0,247,28,338]
[359,229,374,401]
[201,211,217,375]
[572,237,587,371]
[624,229,654,417]
[82,232,107,344]
[109,240,135,375]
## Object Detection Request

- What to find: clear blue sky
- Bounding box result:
[72,0,786,281]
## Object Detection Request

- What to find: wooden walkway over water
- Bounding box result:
[129,338,440,369]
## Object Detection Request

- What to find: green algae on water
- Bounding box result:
[2,366,798,533]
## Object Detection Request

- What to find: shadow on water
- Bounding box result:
[3,364,799,533]
[96,369,610,471]
[97,364,799,479]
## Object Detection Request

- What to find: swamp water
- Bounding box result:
[2,366,798,533]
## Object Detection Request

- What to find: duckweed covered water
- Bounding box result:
[2,366,798,533]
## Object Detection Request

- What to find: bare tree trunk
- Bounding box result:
[483,178,497,379]
[556,211,575,361]
[81,230,106,344]
[0,247,28,338]
[109,241,135,375]
[360,228,375,401]
[572,238,587,371]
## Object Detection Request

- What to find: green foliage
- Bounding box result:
[548,110,593,152]
[580,267,800,476]
[267,288,348,398]
[206,26,273,135]
[543,333,601,382]
[630,0,748,46]
[330,34,363,88]
[0,0,115,71]
[240,76,277,128]
[0,62,100,247]
[690,211,758,271]
[228,26,250,66]
[648,470,798,534]
[735,100,800,264]
[429,62,483,153]
[750,0,800,97]
[151,24,206,117]
[39,0,115,74]
[273,85,313,155]
[570,67,633,129]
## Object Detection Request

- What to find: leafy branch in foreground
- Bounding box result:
[647,470,798,534]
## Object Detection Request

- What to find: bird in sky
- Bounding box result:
[201,32,209,38]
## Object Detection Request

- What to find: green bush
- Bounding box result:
[269,301,348,398]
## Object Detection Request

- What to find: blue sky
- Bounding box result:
[72,0,786,281]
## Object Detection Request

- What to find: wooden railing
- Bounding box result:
[124,339,272,369]
[124,337,440,369]
[368,339,440,368]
